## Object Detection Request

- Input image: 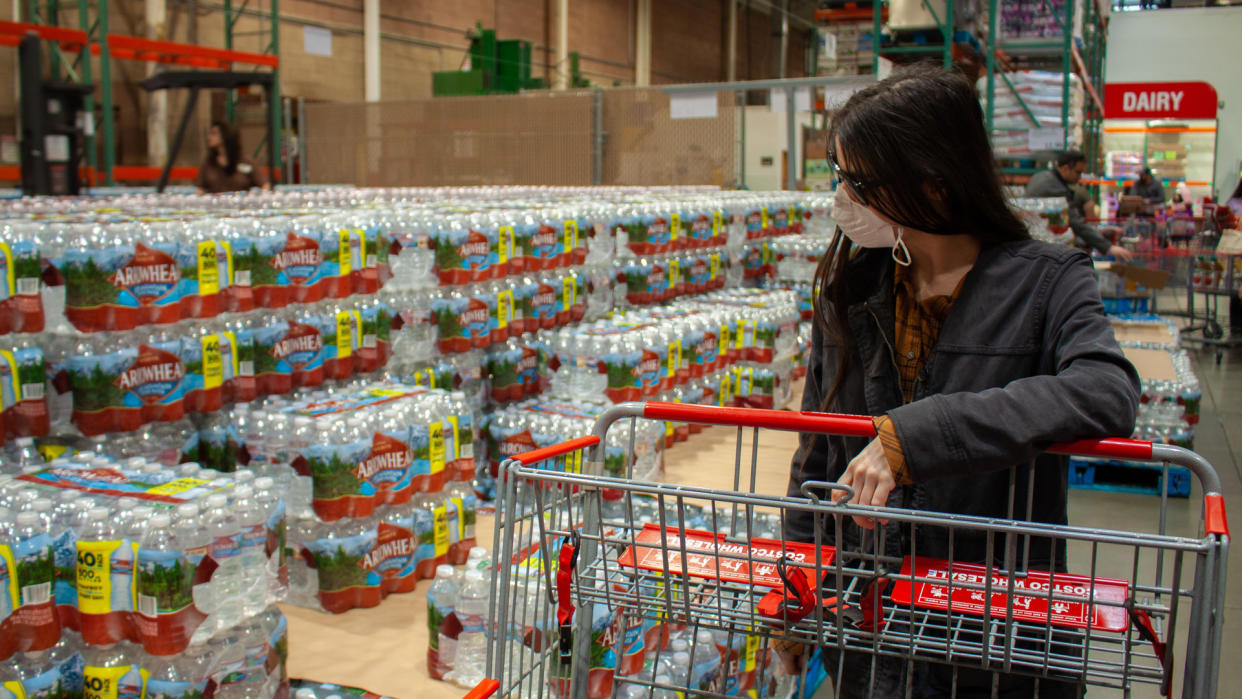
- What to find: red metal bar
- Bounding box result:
[642,402,1159,464]
[97,34,279,68]
[641,401,878,437]
[112,165,200,181]
[3,165,282,183]
[461,679,500,699]
[0,20,88,49]
[512,436,601,466]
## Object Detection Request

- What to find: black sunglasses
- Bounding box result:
[827,150,876,199]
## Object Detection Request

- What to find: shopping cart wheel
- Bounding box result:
[1204,318,1224,340]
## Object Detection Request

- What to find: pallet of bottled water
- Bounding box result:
[251,381,482,614]
[0,455,290,697]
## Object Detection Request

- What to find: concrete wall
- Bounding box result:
[1107,7,1242,199]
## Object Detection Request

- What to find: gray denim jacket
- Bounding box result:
[785,239,1140,568]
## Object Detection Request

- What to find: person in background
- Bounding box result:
[1026,150,1133,261]
[1219,178,1242,337]
[1126,168,1166,210]
[1071,183,1099,220]
[196,120,270,194]
[782,64,1139,698]
[1173,180,1195,213]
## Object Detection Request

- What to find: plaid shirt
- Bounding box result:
[874,263,966,485]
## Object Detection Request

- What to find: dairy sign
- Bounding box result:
[1104,81,1217,120]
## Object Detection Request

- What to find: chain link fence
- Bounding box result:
[304,78,871,188]
[305,86,738,188]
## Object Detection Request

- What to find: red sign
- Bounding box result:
[617,524,835,588]
[889,558,1130,632]
[1105,81,1218,120]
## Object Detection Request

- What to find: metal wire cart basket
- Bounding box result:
[468,402,1229,699]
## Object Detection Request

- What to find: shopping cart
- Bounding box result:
[1118,215,1241,362]
[468,402,1229,699]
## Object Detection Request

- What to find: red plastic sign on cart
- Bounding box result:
[617,523,835,588]
[889,558,1130,633]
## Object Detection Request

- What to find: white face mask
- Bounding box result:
[833,186,911,266]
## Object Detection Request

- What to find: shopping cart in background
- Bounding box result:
[468,402,1229,699]
[1117,214,1241,363]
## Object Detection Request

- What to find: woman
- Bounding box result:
[196,120,270,194]
[783,64,1140,698]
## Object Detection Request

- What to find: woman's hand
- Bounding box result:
[839,437,896,529]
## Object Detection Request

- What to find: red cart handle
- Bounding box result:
[641,402,878,438]
[641,401,1162,462]
[462,680,500,699]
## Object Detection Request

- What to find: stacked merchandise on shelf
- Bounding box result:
[1067,314,1200,497]
[815,22,873,77]
[1104,152,1146,219]
[763,232,831,382]
[977,71,1085,157]
[998,0,1081,40]
[0,455,289,697]
[0,186,834,621]
[1106,151,1144,180]
[483,289,805,484]
[1145,131,1189,185]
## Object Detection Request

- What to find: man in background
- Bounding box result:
[1027,151,1134,261]
[1127,168,1167,210]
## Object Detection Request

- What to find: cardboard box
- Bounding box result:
[1096,261,1172,291]
[1122,347,1178,383]
[1111,320,1176,346]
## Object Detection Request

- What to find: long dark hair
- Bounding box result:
[813,63,1030,408]
[209,120,242,175]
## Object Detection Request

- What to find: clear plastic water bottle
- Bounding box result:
[235,616,270,696]
[134,512,178,635]
[253,476,286,605]
[126,505,154,541]
[83,642,145,699]
[290,416,316,516]
[231,485,268,619]
[426,564,460,681]
[209,629,247,698]
[14,649,59,693]
[12,437,43,471]
[145,651,206,699]
[28,497,55,531]
[205,493,242,632]
[690,628,723,691]
[448,567,490,688]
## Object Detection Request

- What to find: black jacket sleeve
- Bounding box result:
[887,252,1141,480]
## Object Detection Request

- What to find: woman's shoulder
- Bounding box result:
[989,238,1090,268]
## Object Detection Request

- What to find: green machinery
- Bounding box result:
[433,23,587,97]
